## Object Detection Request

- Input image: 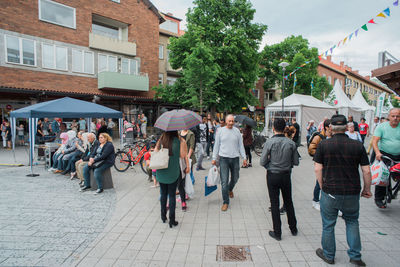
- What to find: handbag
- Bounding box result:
[149,147,169,170]
[91,160,105,169]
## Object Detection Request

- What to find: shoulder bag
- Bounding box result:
[149,146,169,170]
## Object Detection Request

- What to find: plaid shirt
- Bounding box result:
[314,133,369,195]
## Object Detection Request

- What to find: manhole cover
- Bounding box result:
[216,245,252,262]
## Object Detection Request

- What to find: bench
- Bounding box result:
[90,168,114,189]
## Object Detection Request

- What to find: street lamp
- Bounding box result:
[278,62,289,114]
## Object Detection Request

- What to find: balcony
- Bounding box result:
[89,32,136,56]
[98,72,149,92]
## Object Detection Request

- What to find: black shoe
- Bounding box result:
[268,231,281,241]
[198,167,206,170]
[169,221,178,228]
[94,189,103,194]
[350,259,366,266]
[279,207,286,214]
[60,170,69,175]
[316,248,334,264]
[79,186,91,192]
[291,228,298,236]
[375,199,386,209]
[248,163,252,167]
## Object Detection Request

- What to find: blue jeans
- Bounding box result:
[313,180,321,202]
[52,153,63,169]
[219,156,240,205]
[320,191,361,261]
[83,162,113,190]
[63,151,81,172]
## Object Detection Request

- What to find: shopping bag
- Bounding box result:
[207,166,220,187]
[371,160,390,186]
[205,176,218,196]
[149,147,169,170]
[185,172,194,198]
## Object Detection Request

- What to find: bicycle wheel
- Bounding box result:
[114,151,131,172]
[140,156,148,174]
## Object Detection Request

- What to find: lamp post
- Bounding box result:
[278,62,289,114]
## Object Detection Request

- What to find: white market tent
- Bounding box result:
[351,89,376,126]
[265,94,337,142]
[325,80,362,121]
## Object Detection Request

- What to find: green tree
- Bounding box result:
[260,35,332,100]
[392,97,400,108]
[154,0,267,112]
[362,92,372,105]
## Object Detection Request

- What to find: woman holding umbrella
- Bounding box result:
[154,109,201,228]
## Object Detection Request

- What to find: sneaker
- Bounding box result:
[79,186,91,192]
[349,259,366,266]
[198,167,206,170]
[207,156,210,160]
[291,228,298,236]
[279,206,286,214]
[375,199,387,209]
[268,231,281,241]
[248,163,252,167]
[94,189,103,195]
[316,248,334,264]
[312,201,320,211]
[48,167,55,172]
[182,202,187,211]
[338,210,343,217]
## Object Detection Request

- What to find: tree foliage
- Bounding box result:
[260,35,332,100]
[362,92,372,105]
[154,0,267,112]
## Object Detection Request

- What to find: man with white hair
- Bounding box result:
[372,108,400,208]
[212,114,246,211]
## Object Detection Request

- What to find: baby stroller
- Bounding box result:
[382,156,400,205]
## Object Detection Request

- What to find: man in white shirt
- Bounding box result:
[212,114,246,211]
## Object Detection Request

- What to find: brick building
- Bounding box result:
[0,0,165,124]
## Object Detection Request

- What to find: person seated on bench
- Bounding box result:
[61,131,86,177]
[53,130,77,173]
[75,133,99,185]
[80,133,115,194]
[48,132,68,172]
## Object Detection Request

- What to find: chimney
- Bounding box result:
[327,55,332,62]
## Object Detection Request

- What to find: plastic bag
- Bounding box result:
[185,171,194,198]
[207,166,220,187]
[371,160,390,186]
[205,176,218,196]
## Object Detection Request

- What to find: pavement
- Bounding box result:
[0,144,400,266]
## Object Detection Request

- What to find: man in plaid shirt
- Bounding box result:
[313,115,372,266]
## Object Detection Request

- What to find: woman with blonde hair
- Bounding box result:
[80,133,115,194]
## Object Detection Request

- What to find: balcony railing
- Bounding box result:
[89,32,136,56]
[98,71,149,92]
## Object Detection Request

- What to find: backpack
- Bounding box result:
[307,131,325,156]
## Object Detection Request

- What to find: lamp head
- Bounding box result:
[278,62,289,70]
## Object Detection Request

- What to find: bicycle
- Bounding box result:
[381,155,400,206]
[114,136,157,173]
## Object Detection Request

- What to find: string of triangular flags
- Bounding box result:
[319,0,399,59]
[283,59,315,80]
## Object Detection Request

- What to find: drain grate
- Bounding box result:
[216,245,252,262]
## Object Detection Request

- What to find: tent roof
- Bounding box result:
[351,89,375,111]
[329,80,359,109]
[10,97,123,118]
[267,93,335,109]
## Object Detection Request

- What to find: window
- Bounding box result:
[158,73,163,85]
[253,89,259,98]
[159,44,164,59]
[160,20,178,34]
[39,0,76,29]
[98,54,117,73]
[110,0,120,2]
[92,22,119,39]
[167,76,177,85]
[42,43,67,70]
[328,76,332,84]
[5,35,36,66]
[121,58,138,75]
[72,49,93,74]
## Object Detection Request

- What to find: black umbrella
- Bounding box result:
[234,115,257,128]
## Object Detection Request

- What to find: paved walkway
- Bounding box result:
[0,145,400,266]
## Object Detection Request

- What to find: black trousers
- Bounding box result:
[160,178,178,222]
[267,171,297,236]
[177,171,186,204]
[374,151,400,200]
[244,145,252,164]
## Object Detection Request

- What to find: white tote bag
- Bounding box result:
[149,147,169,170]
[207,166,220,187]
[371,160,390,186]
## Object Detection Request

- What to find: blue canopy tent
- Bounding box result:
[10,97,123,176]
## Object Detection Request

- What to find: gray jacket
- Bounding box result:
[260,134,299,173]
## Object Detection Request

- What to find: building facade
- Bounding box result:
[0,0,164,123]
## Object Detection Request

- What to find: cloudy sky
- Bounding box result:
[152,0,400,76]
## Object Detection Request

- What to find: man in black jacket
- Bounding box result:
[75,133,99,186]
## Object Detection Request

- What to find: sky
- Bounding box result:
[151,0,400,76]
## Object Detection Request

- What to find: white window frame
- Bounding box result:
[98,53,118,73]
[38,0,76,29]
[72,49,94,74]
[159,44,164,59]
[121,57,138,75]
[158,73,164,85]
[41,43,68,71]
[4,35,37,67]
[110,0,120,3]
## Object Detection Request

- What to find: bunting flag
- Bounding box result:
[320,3,398,59]
[293,73,297,93]
[310,78,314,95]
[361,24,368,31]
